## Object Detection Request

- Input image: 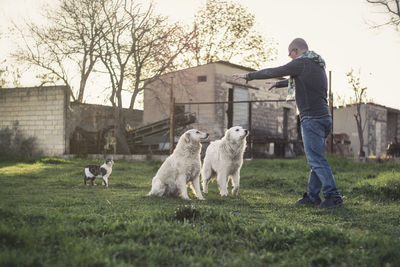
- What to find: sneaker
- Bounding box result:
[317,196,343,209]
[296,192,321,206]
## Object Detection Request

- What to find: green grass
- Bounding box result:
[1,156,400,266]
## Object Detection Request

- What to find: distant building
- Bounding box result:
[0,86,142,156]
[333,103,400,157]
[0,61,311,158]
[143,61,301,157]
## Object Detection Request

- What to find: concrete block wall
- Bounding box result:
[0,86,68,156]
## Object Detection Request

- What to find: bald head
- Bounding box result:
[288,38,309,59]
[289,38,308,51]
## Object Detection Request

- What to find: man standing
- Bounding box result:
[233,38,343,209]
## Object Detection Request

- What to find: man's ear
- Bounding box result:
[184,132,191,143]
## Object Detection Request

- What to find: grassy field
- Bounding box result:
[1,156,400,266]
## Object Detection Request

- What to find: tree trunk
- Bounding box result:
[114,106,130,154]
[77,56,96,103]
[357,122,365,158]
[129,89,140,109]
[113,79,130,154]
[77,75,87,103]
[355,104,365,158]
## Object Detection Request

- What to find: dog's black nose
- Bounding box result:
[205,133,209,138]
[244,129,248,134]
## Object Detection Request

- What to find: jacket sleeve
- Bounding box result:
[275,79,288,88]
[246,59,304,81]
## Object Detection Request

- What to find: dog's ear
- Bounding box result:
[184,132,191,143]
[225,129,231,141]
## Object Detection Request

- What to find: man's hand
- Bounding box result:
[265,81,277,91]
[232,73,247,81]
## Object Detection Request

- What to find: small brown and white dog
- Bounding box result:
[83,159,114,187]
[148,129,209,200]
[202,126,248,196]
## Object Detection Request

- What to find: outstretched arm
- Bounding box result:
[233,59,303,82]
[265,79,288,90]
[232,73,247,80]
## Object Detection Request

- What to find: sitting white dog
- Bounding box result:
[148,129,209,200]
[202,126,248,196]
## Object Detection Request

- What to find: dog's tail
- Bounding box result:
[148,188,165,197]
[148,176,165,197]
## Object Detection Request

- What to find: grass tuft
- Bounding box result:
[352,171,400,201]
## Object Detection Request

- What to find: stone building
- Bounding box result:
[333,103,400,157]
[143,61,300,157]
[0,86,142,156]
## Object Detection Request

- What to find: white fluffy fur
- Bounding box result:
[202,126,248,196]
[148,129,209,200]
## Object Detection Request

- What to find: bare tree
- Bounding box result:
[96,0,130,153]
[0,28,22,88]
[0,67,6,88]
[126,13,195,109]
[13,19,75,98]
[97,0,194,153]
[12,0,105,102]
[179,0,276,70]
[346,69,369,158]
[0,30,6,87]
[0,62,22,88]
[366,0,400,30]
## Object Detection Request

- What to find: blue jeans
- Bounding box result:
[301,116,341,202]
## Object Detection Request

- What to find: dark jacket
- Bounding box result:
[245,57,330,120]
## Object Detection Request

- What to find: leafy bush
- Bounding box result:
[0,121,41,158]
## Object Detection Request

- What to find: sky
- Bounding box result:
[1,0,400,109]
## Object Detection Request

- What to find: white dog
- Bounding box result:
[202,126,248,196]
[148,129,209,200]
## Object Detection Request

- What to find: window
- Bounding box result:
[197,75,207,82]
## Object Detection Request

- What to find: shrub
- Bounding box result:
[0,121,41,158]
